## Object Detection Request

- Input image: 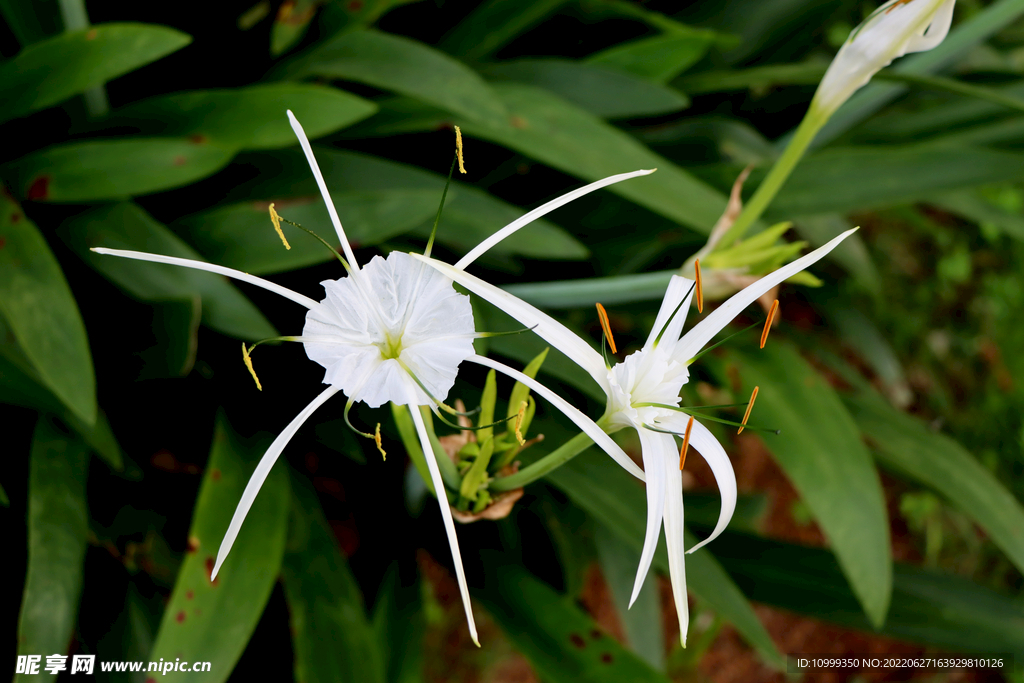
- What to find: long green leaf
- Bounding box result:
[438,0,568,61]
[0,23,191,124]
[107,84,377,149]
[460,83,728,234]
[282,477,385,683]
[147,413,289,682]
[708,531,1024,658]
[0,0,62,45]
[720,342,892,627]
[280,28,507,125]
[16,416,89,683]
[587,33,715,84]
[503,271,675,308]
[59,202,277,340]
[477,559,670,683]
[0,192,95,425]
[5,138,237,203]
[844,390,1024,577]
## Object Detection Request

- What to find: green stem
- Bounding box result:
[715,107,827,247]
[489,431,596,492]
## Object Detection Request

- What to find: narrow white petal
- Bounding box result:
[406,384,479,646]
[662,456,689,646]
[453,169,656,270]
[628,430,670,607]
[469,354,646,481]
[683,419,737,554]
[286,109,359,270]
[212,385,340,579]
[414,254,609,391]
[91,247,321,310]
[675,228,857,362]
[907,0,955,52]
[644,275,695,351]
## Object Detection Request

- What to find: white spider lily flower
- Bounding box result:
[414,228,857,645]
[93,110,657,645]
[813,0,956,117]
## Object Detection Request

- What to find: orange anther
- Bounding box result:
[760,299,779,349]
[596,303,617,354]
[738,386,759,435]
[679,415,694,470]
[694,259,703,313]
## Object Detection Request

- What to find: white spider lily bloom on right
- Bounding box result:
[414,228,857,645]
[813,0,956,116]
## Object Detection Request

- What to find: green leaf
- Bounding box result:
[483,59,688,119]
[174,190,439,275]
[0,481,7,507]
[0,23,191,124]
[282,476,385,683]
[439,0,568,62]
[503,271,675,309]
[541,432,784,669]
[0,0,62,45]
[922,189,1024,242]
[222,149,588,260]
[5,137,237,203]
[844,390,1024,578]
[0,192,95,425]
[135,296,202,380]
[280,29,507,125]
[765,145,1024,218]
[676,62,827,95]
[477,559,670,683]
[108,84,377,149]
[147,413,290,682]
[593,522,664,670]
[58,202,277,340]
[16,416,89,683]
[720,342,892,627]
[371,565,425,683]
[587,33,715,83]
[460,84,728,234]
[708,531,1024,658]
[271,0,321,55]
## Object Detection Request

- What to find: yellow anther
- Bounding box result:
[241,343,262,391]
[269,203,291,250]
[738,386,759,435]
[514,400,527,446]
[760,300,779,349]
[374,423,386,460]
[595,303,617,354]
[455,126,466,174]
[694,258,703,313]
[679,415,694,471]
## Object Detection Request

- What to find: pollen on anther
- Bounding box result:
[374,423,386,460]
[514,400,528,446]
[595,303,617,354]
[760,300,779,349]
[694,259,703,313]
[738,386,759,435]
[268,203,291,250]
[679,415,694,470]
[241,343,262,391]
[455,126,467,174]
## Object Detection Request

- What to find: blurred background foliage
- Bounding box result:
[4,0,1024,681]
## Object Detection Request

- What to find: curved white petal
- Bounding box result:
[628,429,670,608]
[453,169,656,270]
[469,354,645,481]
[645,275,695,351]
[92,247,322,311]
[675,228,857,363]
[669,417,737,554]
[286,109,359,270]
[414,254,609,391]
[907,0,955,52]
[211,385,340,580]
[406,382,479,646]
[661,456,689,646]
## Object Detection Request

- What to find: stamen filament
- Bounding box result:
[653,279,698,347]
[633,402,780,434]
[679,415,694,470]
[694,258,703,313]
[424,144,459,258]
[595,303,617,355]
[276,215,350,272]
[738,386,759,435]
[688,321,761,364]
[268,203,291,250]
[760,300,779,349]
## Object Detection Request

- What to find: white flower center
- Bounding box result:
[606,345,690,431]
[301,251,475,408]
